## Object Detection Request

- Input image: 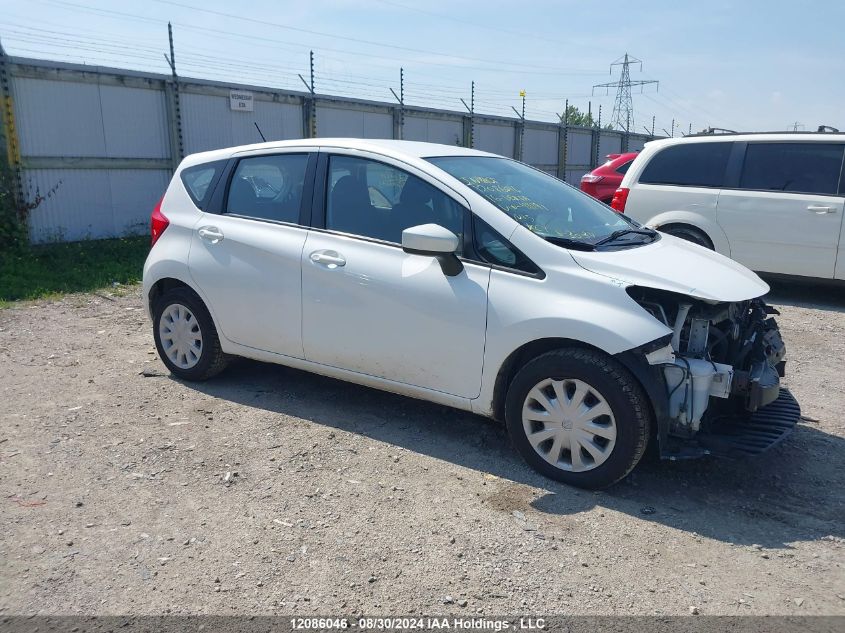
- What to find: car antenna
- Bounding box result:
[254,122,267,142]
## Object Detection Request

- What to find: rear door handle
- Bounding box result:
[310,250,346,268]
[807,205,835,214]
[198,226,224,243]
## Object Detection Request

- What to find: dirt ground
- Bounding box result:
[1,280,843,616]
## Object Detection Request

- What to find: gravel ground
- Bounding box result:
[1,280,843,616]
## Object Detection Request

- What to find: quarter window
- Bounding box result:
[473,215,540,275]
[326,155,465,248]
[639,142,732,187]
[739,143,845,195]
[226,154,309,223]
[180,161,225,209]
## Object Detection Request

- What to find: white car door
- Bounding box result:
[301,152,490,399]
[188,150,316,357]
[716,141,845,278]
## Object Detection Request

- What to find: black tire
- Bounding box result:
[662,225,713,249]
[504,347,652,489]
[152,287,229,381]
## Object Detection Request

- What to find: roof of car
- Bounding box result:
[644,131,845,149]
[184,138,497,167]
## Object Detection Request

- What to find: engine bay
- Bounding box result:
[628,287,788,441]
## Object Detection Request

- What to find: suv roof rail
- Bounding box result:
[698,127,738,135]
[681,128,845,139]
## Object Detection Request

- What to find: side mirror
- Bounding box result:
[401,223,463,276]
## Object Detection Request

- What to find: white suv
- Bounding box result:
[613,133,845,279]
[143,139,799,489]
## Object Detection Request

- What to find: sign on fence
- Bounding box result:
[229,90,254,112]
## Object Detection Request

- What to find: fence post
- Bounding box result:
[623,111,631,153]
[511,93,525,161]
[556,99,568,181]
[0,39,24,207]
[163,83,182,172]
[512,121,522,160]
[390,68,404,140]
[460,81,474,148]
[163,23,184,170]
[298,51,317,138]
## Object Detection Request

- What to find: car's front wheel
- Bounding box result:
[152,287,228,381]
[505,348,651,489]
[662,225,713,249]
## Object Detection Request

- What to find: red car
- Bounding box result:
[580,152,639,204]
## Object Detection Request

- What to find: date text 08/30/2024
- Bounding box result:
[290,617,547,631]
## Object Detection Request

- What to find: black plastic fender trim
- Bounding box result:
[614,336,672,458]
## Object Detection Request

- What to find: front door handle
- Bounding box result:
[807,205,835,214]
[198,226,225,243]
[310,250,346,268]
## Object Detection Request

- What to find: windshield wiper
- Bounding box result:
[594,228,657,246]
[543,236,595,251]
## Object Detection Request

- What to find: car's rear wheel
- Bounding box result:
[662,225,713,249]
[505,348,651,489]
[153,287,228,381]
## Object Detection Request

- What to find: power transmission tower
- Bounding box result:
[593,53,658,132]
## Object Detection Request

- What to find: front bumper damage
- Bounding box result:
[697,389,800,457]
[618,292,801,460]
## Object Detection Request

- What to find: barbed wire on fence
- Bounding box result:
[0,12,701,135]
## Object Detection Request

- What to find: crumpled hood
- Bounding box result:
[571,234,769,302]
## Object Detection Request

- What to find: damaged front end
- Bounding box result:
[624,286,801,459]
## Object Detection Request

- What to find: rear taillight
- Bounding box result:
[151,197,169,246]
[610,187,629,213]
[581,174,604,183]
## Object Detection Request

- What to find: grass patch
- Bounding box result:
[0,236,150,303]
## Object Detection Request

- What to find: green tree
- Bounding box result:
[561,105,615,130]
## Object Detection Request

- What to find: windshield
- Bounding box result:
[428,156,651,248]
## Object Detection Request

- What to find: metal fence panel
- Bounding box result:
[99,84,170,158]
[628,136,649,152]
[26,168,170,242]
[403,115,462,145]
[566,129,593,167]
[565,169,589,185]
[597,133,623,161]
[13,78,107,157]
[523,127,558,165]
[182,92,302,154]
[316,105,393,139]
[475,122,515,157]
[109,169,172,235]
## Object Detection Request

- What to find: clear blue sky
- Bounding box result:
[2,0,843,134]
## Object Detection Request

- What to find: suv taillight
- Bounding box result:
[610,187,629,213]
[151,197,169,246]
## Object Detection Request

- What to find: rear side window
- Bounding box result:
[739,143,845,195]
[226,154,309,223]
[615,160,633,175]
[180,161,225,209]
[639,142,732,188]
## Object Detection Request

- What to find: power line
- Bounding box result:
[371,0,565,45]
[144,0,602,75]
[37,0,606,78]
[3,7,694,127]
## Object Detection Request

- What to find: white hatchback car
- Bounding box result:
[143,139,799,489]
[613,133,845,279]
